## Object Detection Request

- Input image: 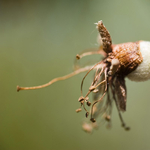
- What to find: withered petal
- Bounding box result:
[115,77,127,111]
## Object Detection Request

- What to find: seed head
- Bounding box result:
[17,20,150,133]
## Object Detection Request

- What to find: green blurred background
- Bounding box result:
[1,0,150,150]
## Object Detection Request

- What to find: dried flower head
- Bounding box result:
[17,20,150,132]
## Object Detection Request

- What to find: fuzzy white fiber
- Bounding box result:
[127,41,150,82]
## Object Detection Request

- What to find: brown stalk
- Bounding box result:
[17,66,93,92]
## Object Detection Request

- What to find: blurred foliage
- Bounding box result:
[1,0,150,150]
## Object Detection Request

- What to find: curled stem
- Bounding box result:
[17,66,93,92]
[91,68,108,119]
[76,50,102,60]
[80,61,103,95]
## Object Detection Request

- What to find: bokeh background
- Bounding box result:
[1,0,150,150]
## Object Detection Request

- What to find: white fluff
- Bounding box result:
[127,41,150,82]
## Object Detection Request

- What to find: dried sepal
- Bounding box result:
[115,77,127,111]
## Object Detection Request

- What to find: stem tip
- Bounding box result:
[17,85,21,92]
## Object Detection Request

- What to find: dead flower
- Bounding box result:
[17,20,150,132]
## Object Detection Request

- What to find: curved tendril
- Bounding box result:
[17,65,93,92]
[95,65,106,84]
[92,66,104,86]
[94,80,106,89]
[91,68,108,119]
[92,67,99,85]
[74,46,106,70]
[80,61,103,96]
[82,101,88,112]
[77,50,101,59]
[74,48,99,70]
[94,90,112,118]
[84,91,91,99]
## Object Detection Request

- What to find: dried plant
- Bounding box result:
[17,20,150,133]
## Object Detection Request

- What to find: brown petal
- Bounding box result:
[115,77,127,111]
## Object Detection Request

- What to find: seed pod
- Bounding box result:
[16,20,150,132]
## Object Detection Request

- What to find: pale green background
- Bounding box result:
[1,0,150,150]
